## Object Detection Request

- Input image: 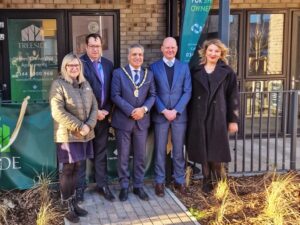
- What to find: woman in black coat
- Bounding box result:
[186,39,239,193]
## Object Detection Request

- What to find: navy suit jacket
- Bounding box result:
[150,59,192,123]
[80,54,114,112]
[111,65,156,131]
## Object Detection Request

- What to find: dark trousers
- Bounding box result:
[60,162,80,200]
[77,119,109,189]
[115,124,148,189]
[202,162,226,182]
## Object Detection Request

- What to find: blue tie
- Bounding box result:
[133,70,139,85]
[93,61,105,107]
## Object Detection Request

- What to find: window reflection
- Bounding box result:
[201,14,239,73]
[248,14,284,75]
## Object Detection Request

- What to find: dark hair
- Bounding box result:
[85,33,102,45]
[128,43,144,54]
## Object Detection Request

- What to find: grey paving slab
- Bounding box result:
[64,183,200,225]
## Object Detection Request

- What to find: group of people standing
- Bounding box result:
[49,33,239,223]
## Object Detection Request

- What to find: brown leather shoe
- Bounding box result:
[155,183,165,197]
[174,182,186,195]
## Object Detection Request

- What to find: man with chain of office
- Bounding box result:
[111,43,156,202]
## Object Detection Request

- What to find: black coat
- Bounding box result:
[186,61,239,163]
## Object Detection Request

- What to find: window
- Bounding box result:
[248,13,284,76]
[201,14,240,73]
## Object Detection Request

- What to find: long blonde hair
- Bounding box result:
[60,53,85,84]
[198,39,229,65]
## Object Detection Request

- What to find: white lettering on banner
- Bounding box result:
[0,157,21,170]
[192,0,203,3]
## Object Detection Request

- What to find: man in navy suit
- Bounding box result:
[77,33,115,202]
[111,44,156,201]
[150,37,191,197]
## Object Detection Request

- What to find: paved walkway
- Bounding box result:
[65,183,200,225]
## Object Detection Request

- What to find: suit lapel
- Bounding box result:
[171,59,179,90]
[208,66,228,103]
[193,65,209,93]
[86,58,102,84]
[158,60,171,90]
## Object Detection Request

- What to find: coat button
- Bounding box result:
[197,96,201,99]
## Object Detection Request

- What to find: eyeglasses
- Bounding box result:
[88,45,102,49]
[66,64,80,68]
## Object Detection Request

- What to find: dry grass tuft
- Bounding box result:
[34,172,62,225]
[185,165,193,187]
[0,203,8,225]
[252,172,300,225]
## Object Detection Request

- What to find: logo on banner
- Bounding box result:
[0,117,21,170]
[21,25,44,41]
[191,23,202,34]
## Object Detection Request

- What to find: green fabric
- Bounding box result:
[0,103,56,190]
[0,103,155,190]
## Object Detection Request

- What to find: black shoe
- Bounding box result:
[63,197,80,223]
[75,187,84,203]
[202,178,213,194]
[72,196,88,217]
[133,187,149,201]
[174,182,187,195]
[119,188,128,202]
[98,185,115,201]
[155,183,165,197]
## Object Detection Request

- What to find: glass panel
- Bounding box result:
[8,19,58,102]
[244,80,283,134]
[201,14,239,72]
[290,12,300,132]
[71,16,114,63]
[248,13,284,76]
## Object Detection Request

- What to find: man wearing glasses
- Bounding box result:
[77,33,115,202]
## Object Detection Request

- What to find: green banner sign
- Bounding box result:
[0,104,56,190]
[8,19,58,102]
[179,0,212,63]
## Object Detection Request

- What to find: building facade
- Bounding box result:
[0,0,299,132]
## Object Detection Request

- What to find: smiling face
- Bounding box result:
[66,58,81,79]
[128,47,144,69]
[161,37,178,60]
[205,44,222,65]
[86,37,102,61]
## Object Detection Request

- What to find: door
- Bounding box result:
[68,11,120,66]
[0,10,65,102]
[290,11,300,130]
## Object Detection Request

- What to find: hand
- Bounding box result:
[162,109,177,122]
[80,124,90,136]
[131,107,145,120]
[228,122,238,134]
[97,110,109,121]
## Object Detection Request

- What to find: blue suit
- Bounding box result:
[77,54,114,189]
[150,59,191,185]
[111,65,156,188]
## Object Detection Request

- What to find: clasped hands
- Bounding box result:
[131,107,146,120]
[80,124,90,136]
[162,109,177,122]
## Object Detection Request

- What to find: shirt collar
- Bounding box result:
[129,64,141,74]
[163,57,175,65]
[89,57,101,63]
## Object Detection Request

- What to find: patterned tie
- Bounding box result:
[133,70,139,85]
[93,61,105,107]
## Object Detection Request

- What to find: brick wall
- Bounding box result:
[0,0,166,66]
[1,0,300,65]
[212,0,300,9]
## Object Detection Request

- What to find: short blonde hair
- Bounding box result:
[60,53,85,84]
[198,39,229,65]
